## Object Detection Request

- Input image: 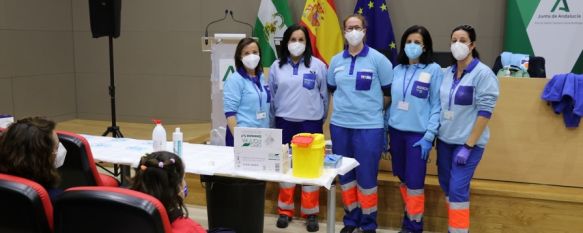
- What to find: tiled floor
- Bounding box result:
[187,205,404,233]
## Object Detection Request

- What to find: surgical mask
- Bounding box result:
[54,142,67,168]
[288,42,306,57]
[344,29,365,47]
[451,42,471,61]
[404,43,423,60]
[242,54,260,70]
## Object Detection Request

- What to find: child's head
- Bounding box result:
[131,151,188,221]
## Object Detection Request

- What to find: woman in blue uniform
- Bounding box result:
[327,14,393,233]
[387,25,443,233]
[269,24,328,232]
[223,38,270,146]
[437,25,499,233]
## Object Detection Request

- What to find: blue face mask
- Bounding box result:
[404,43,423,60]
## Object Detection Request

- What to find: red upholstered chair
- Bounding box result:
[0,173,54,233]
[56,131,119,189]
[54,186,173,233]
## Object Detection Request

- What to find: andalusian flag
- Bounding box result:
[254,0,293,68]
[504,0,583,76]
[300,0,344,65]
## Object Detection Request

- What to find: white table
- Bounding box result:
[83,134,359,233]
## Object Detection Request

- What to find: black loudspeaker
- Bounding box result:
[89,0,121,38]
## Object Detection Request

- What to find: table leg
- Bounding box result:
[327,183,336,233]
[119,165,131,186]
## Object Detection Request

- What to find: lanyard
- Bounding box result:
[402,66,418,100]
[249,78,263,110]
[448,77,462,111]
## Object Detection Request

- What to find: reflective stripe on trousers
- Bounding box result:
[300,185,320,216]
[357,184,378,215]
[341,180,358,211]
[278,182,296,217]
[406,187,424,222]
[278,182,320,217]
[448,201,470,232]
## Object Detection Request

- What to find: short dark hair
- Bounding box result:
[397,25,435,65]
[131,151,188,222]
[278,24,313,68]
[450,24,480,63]
[0,117,60,189]
[234,38,263,75]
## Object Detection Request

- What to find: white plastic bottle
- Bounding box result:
[152,119,167,151]
[173,127,183,157]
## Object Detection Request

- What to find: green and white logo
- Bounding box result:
[551,0,570,13]
[241,134,262,147]
[505,0,583,76]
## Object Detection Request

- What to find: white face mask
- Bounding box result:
[451,42,471,61]
[54,142,67,168]
[242,54,260,70]
[288,42,306,57]
[344,29,365,47]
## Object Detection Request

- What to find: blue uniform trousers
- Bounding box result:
[330,124,384,231]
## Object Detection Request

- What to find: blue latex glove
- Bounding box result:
[454,146,472,165]
[413,138,433,160]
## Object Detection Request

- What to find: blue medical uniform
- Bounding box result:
[223,68,271,147]
[327,45,393,231]
[269,56,328,218]
[437,58,499,233]
[387,62,443,233]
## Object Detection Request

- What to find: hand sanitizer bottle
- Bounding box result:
[152,119,167,151]
[173,127,183,157]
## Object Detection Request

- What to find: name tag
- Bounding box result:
[256,111,266,120]
[398,101,409,111]
[418,72,431,83]
[444,110,454,120]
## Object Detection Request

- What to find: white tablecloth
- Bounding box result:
[83,135,359,189]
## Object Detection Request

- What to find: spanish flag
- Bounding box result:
[300,0,344,66]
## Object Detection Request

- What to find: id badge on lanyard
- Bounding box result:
[251,80,266,120]
[399,67,418,112]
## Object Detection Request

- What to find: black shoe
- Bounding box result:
[339,226,356,233]
[306,215,319,232]
[276,214,292,228]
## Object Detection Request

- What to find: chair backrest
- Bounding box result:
[0,173,53,233]
[54,186,173,233]
[56,131,104,188]
[493,54,546,78]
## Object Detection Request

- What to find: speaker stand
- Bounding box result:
[99,36,130,185]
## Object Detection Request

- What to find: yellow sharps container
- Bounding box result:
[291,133,325,178]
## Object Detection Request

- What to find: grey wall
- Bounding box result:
[1,0,506,124]
[0,0,76,121]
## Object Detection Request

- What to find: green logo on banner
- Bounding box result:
[223,65,235,82]
[551,0,570,13]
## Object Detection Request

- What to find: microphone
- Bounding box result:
[204,9,229,45]
[229,10,254,37]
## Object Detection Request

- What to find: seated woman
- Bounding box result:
[0,117,66,202]
[131,151,206,233]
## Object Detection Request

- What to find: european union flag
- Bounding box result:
[354,0,397,64]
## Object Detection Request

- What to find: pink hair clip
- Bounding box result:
[158,161,164,168]
[169,158,175,164]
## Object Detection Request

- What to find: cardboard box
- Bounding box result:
[234,127,290,173]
